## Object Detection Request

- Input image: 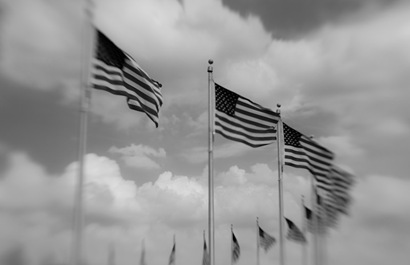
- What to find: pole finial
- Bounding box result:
[276,103,281,114]
[208,59,214,73]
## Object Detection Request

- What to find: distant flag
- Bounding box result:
[108,243,115,265]
[316,192,340,229]
[258,225,276,252]
[214,83,280,148]
[140,239,146,265]
[283,123,334,196]
[231,227,240,263]
[91,29,163,127]
[327,165,355,215]
[168,238,175,265]
[202,232,210,265]
[285,218,307,244]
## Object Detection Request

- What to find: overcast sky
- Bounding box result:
[0,0,409,265]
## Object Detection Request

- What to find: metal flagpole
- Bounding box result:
[207,59,215,265]
[71,1,95,265]
[256,217,260,265]
[276,104,285,265]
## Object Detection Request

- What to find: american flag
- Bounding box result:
[285,218,307,244]
[231,230,240,263]
[168,242,175,265]
[91,29,163,127]
[258,226,276,252]
[283,122,334,196]
[202,237,209,265]
[215,83,279,148]
[139,240,146,265]
[327,165,355,215]
[304,206,323,234]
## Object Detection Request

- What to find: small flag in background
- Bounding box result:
[285,218,306,244]
[283,123,334,196]
[168,241,175,265]
[202,235,209,265]
[214,83,279,148]
[327,165,355,215]
[139,240,146,265]
[231,229,241,263]
[91,29,163,127]
[258,226,276,252]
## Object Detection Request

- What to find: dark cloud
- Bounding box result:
[221,0,400,38]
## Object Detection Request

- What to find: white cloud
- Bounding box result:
[109,144,166,170]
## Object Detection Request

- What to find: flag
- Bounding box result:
[168,242,175,265]
[108,243,115,265]
[283,123,334,196]
[327,165,355,215]
[316,192,340,229]
[91,29,163,127]
[140,240,146,265]
[202,237,209,265]
[214,83,279,148]
[258,226,276,252]
[231,230,240,263]
[285,218,306,243]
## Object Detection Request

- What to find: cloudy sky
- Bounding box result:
[0,0,410,264]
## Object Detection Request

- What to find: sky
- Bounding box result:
[0,0,410,264]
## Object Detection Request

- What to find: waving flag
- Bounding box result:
[258,226,276,252]
[283,122,334,196]
[231,230,240,263]
[285,218,306,243]
[91,29,163,127]
[168,241,175,265]
[202,236,209,265]
[215,83,279,147]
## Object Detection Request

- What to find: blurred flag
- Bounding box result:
[283,123,334,196]
[91,29,163,127]
[108,243,115,265]
[327,165,355,215]
[285,218,306,243]
[140,240,146,265]
[168,241,175,265]
[214,83,279,147]
[258,225,276,252]
[202,236,209,265]
[231,230,240,263]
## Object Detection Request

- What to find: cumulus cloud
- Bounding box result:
[109,144,166,170]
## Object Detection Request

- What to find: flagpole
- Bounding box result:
[256,217,260,265]
[71,1,95,265]
[276,105,285,265]
[207,59,215,265]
